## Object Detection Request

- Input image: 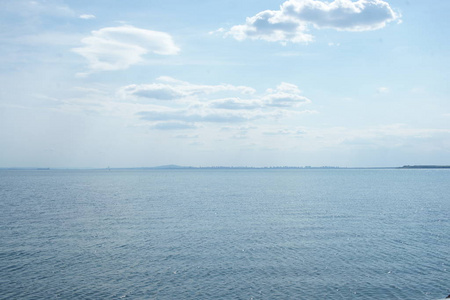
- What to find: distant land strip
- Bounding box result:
[400,165,450,169]
[2,165,450,170]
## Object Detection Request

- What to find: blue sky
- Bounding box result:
[0,0,449,168]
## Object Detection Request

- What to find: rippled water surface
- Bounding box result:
[1,169,449,299]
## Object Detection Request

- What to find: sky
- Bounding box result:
[0,0,449,168]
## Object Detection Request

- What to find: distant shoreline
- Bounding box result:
[399,165,450,169]
[1,165,449,170]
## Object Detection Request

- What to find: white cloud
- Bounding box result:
[264,92,311,107]
[79,14,95,20]
[156,76,256,96]
[228,9,313,44]
[282,0,400,31]
[226,0,400,43]
[264,82,311,107]
[72,25,180,74]
[119,76,255,100]
[209,27,226,35]
[120,83,187,100]
[209,98,263,110]
[121,78,310,110]
[124,78,313,129]
[267,82,303,94]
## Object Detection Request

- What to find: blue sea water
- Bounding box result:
[0,169,449,299]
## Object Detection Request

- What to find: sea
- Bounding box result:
[0,169,449,299]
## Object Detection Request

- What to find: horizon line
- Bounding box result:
[1,165,450,170]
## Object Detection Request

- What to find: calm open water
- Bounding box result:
[0,169,449,299]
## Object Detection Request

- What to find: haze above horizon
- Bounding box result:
[1,0,449,168]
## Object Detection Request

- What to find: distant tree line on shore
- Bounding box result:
[401,165,450,169]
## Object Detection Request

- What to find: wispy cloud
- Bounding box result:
[256,124,450,152]
[377,87,389,94]
[225,0,400,44]
[263,129,306,136]
[151,121,197,130]
[72,25,180,74]
[5,0,76,18]
[340,125,450,150]
[79,14,95,20]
